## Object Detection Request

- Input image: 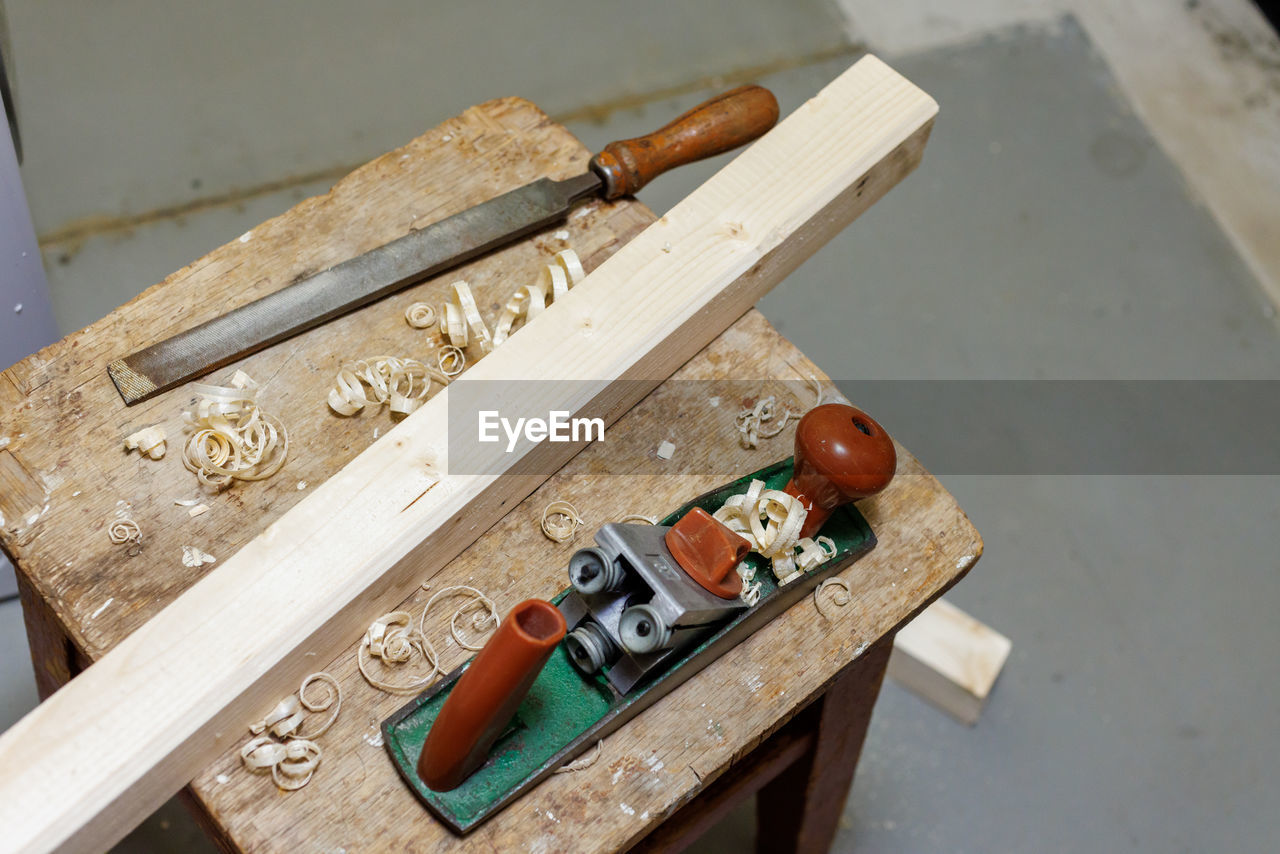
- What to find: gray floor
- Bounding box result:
[2,3,1278,852]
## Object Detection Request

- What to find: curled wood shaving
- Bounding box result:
[737,562,762,606]
[441,299,467,346]
[182,372,288,489]
[241,672,341,791]
[107,518,140,545]
[327,356,448,417]
[555,248,586,285]
[293,672,342,739]
[358,611,439,695]
[617,514,657,525]
[735,396,798,449]
[437,345,466,377]
[124,425,166,460]
[272,739,323,791]
[555,740,603,774]
[358,588,501,695]
[404,301,437,329]
[453,280,493,354]
[735,376,827,449]
[541,500,584,543]
[815,577,852,621]
[493,249,585,347]
[436,250,588,358]
[250,694,304,738]
[422,585,500,651]
[713,480,834,587]
[435,281,492,353]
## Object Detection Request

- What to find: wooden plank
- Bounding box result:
[888,598,1011,725]
[0,55,937,852]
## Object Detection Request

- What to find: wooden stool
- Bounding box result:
[1,98,977,853]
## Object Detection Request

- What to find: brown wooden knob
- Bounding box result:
[784,404,896,539]
[589,85,779,199]
[417,599,565,791]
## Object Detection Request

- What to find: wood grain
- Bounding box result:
[755,637,894,853]
[889,597,1012,725]
[0,55,940,852]
[0,97,649,666]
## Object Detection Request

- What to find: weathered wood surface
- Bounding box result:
[0,96,648,664]
[0,69,972,853]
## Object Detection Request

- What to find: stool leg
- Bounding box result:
[755,635,893,854]
[16,572,79,699]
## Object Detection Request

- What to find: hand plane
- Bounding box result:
[382,403,896,832]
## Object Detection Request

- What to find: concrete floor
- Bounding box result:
[2,2,1278,852]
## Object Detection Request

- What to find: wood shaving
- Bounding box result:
[617,514,657,525]
[358,611,439,695]
[439,299,466,346]
[554,248,585,285]
[107,518,140,545]
[737,562,762,606]
[124,425,166,460]
[436,281,492,352]
[735,396,798,449]
[404,302,437,329]
[250,694,304,738]
[541,500,584,543]
[437,345,466,377]
[436,251,588,359]
[293,672,342,739]
[181,545,216,567]
[493,249,585,347]
[815,577,852,620]
[187,504,209,518]
[358,587,501,695]
[422,585,500,651]
[182,372,288,489]
[555,740,603,774]
[734,376,826,449]
[173,498,201,507]
[240,672,341,791]
[712,480,834,587]
[656,440,676,460]
[327,356,448,417]
[453,280,493,354]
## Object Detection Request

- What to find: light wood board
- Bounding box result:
[889,597,1012,725]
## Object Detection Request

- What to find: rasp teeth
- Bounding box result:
[107,359,158,405]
